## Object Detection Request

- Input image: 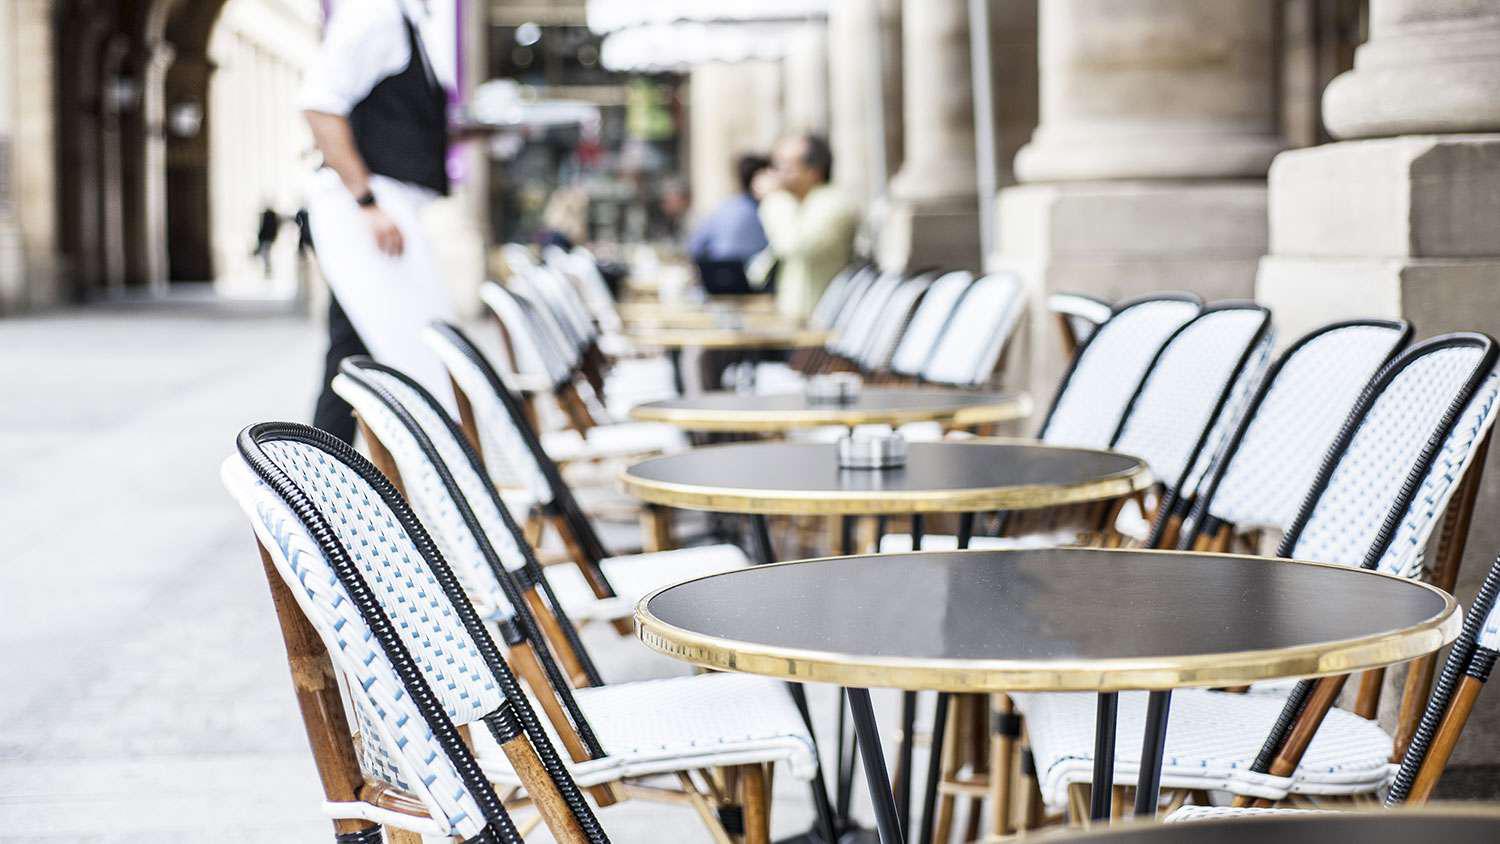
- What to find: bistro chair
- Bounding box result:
[915,272,1027,390]
[1013,332,1500,823]
[878,293,1205,554]
[1178,319,1414,553]
[222,423,608,843]
[886,271,977,382]
[331,358,821,841]
[479,280,686,463]
[1048,292,1113,358]
[423,321,752,622]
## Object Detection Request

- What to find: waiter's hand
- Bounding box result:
[362,206,405,257]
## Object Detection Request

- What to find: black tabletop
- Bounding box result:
[631,388,1031,429]
[619,441,1149,514]
[1060,810,1500,843]
[637,548,1457,691]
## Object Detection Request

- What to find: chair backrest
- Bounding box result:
[552,246,623,333]
[1111,304,1274,501]
[858,272,935,372]
[1184,320,1412,541]
[1281,333,1500,577]
[833,269,906,358]
[507,272,587,360]
[1039,293,1202,448]
[808,263,865,330]
[528,262,598,347]
[827,266,880,338]
[919,272,1027,387]
[1047,292,1113,352]
[423,322,614,567]
[889,270,974,377]
[499,242,538,276]
[479,280,571,388]
[223,423,605,842]
[335,357,608,698]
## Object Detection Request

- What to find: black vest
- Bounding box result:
[348,15,449,195]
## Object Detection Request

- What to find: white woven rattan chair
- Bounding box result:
[331,360,818,840]
[887,271,975,381]
[1179,320,1413,551]
[1047,292,1113,357]
[858,272,937,374]
[917,272,1027,389]
[479,280,686,464]
[424,322,752,621]
[223,423,608,844]
[1016,333,1500,816]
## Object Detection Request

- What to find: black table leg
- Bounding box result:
[752,513,843,844]
[848,687,905,844]
[1091,692,1118,821]
[896,692,916,833]
[668,348,685,395]
[1133,690,1173,818]
[915,691,949,844]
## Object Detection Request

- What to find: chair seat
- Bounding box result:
[541,422,687,463]
[1165,805,1328,823]
[544,544,753,621]
[1015,689,1394,809]
[475,673,819,786]
[877,531,1079,553]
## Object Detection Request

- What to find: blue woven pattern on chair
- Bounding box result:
[259,441,506,727]
[920,273,1025,387]
[335,371,527,615]
[1113,307,1271,492]
[424,326,555,506]
[1481,600,1500,651]
[889,271,973,377]
[224,460,488,838]
[1292,350,1498,572]
[1179,333,1274,499]
[1042,297,1200,449]
[1209,324,1408,532]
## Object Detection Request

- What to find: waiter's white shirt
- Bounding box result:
[302,0,459,410]
[300,0,453,118]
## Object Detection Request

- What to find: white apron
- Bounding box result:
[307,168,457,412]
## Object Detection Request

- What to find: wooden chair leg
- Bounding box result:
[1408,674,1487,804]
[384,827,424,843]
[740,764,771,844]
[1352,667,1385,720]
[1235,674,1349,808]
[933,694,964,844]
[988,694,1017,838]
[257,540,382,842]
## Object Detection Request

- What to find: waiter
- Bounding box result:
[301,0,457,443]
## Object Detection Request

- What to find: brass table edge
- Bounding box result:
[633,549,1462,693]
[628,392,1034,432]
[617,441,1153,515]
[626,329,832,350]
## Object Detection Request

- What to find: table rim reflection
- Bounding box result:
[618,439,1153,515]
[629,388,1036,431]
[634,547,1460,693]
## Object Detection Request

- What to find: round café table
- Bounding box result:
[629,388,1034,433]
[627,327,832,395]
[1057,807,1500,842]
[622,440,1151,841]
[636,548,1459,844]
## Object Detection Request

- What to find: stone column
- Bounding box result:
[879,0,980,272]
[1255,3,1500,780]
[781,23,829,136]
[995,0,1282,395]
[827,0,902,209]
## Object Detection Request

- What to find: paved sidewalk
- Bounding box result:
[0,303,909,842]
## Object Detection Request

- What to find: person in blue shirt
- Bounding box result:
[686,154,771,262]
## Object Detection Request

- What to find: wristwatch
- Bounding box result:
[355,190,378,208]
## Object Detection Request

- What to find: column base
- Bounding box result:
[993,180,1267,398]
[877,197,981,274]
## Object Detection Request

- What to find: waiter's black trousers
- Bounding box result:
[312,294,370,444]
